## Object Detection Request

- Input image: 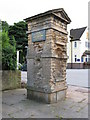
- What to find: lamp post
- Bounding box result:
[70,36,73,69]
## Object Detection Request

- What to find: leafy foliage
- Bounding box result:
[8,21,28,63]
[0,21,2,69]
[2,21,9,32]
[1,20,27,70]
[2,30,16,70]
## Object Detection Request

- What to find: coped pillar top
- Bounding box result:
[24,8,71,34]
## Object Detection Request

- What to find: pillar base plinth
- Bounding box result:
[27,88,67,103]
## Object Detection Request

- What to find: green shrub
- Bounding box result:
[2,30,17,70]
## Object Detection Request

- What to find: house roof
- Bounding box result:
[24,8,71,24]
[70,27,87,41]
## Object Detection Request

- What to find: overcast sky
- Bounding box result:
[0,0,89,32]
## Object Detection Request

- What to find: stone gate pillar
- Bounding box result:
[25,8,71,103]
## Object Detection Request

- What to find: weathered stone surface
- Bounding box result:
[27,58,51,93]
[25,8,71,103]
[27,89,66,103]
[2,70,21,90]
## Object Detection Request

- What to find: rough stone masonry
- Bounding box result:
[25,8,71,103]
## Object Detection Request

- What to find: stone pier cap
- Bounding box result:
[24,8,71,25]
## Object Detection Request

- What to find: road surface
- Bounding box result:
[21,69,89,88]
[66,69,89,88]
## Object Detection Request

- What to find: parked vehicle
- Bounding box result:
[21,63,27,71]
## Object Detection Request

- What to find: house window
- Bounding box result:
[86,58,87,62]
[85,42,88,47]
[81,57,83,62]
[85,42,90,48]
[75,55,77,62]
[77,59,80,62]
[74,42,77,48]
[88,42,90,48]
[89,58,90,62]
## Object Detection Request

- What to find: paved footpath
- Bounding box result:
[2,85,89,118]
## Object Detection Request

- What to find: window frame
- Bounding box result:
[74,41,77,48]
[75,55,77,62]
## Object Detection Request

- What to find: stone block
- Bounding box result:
[27,89,66,103]
[2,70,21,90]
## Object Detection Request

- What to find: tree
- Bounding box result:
[2,30,16,70]
[0,20,2,69]
[2,21,9,32]
[8,21,28,63]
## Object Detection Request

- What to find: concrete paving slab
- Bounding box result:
[2,86,88,118]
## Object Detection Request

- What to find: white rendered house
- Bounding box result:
[67,27,90,68]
